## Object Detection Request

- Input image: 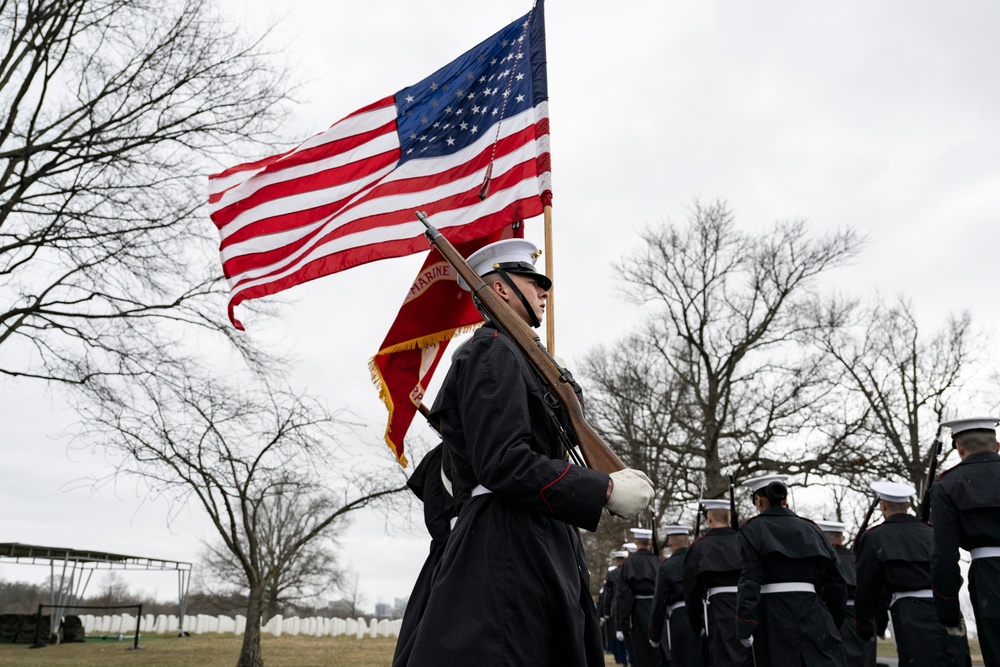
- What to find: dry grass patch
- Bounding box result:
[0,634,397,667]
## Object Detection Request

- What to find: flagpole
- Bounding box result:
[543,205,555,355]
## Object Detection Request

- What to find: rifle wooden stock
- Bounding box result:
[919,428,944,523]
[415,211,625,475]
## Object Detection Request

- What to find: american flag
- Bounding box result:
[208,1,550,330]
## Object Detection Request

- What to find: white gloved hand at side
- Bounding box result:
[616,631,625,642]
[945,618,967,637]
[605,468,655,517]
[740,635,754,648]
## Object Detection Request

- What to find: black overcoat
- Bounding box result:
[832,545,877,667]
[737,506,847,667]
[391,444,460,667]
[405,323,610,667]
[650,547,702,666]
[615,549,661,667]
[931,451,1000,667]
[855,513,970,667]
[683,527,748,667]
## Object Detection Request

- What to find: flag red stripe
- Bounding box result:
[217,148,401,252]
[226,195,540,324]
[210,121,399,229]
[219,113,548,289]
[222,155,541,281]
[208,96,396,186]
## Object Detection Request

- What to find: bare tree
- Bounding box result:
[0,0,290,386]
[75,368,407,667]
[808,295,980,493]
[581,335,694,529]
[337,570,368,619]
[201,488,348,623]
[585,201,863,509]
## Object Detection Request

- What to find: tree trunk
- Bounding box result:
[237,587,266,667]
[264,585,280,624]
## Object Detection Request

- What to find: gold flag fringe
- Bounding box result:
[368,322,484,467]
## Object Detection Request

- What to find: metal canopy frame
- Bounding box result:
[0,542,192,642]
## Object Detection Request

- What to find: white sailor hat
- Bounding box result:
[664,525,691,536]
[611,550,629,559]
[741,474,789,494]
[623,542,638,553]
[870,480,916,503]
[456,238,551,291]
[942,417,999,437]
[699,499,730,511]
[630,528,653,540]
[814,519,847,533]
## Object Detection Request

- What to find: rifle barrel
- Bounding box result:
[414,211,625,474]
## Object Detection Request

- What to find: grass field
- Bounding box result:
[0,634,398,667]
[0,634,983,666]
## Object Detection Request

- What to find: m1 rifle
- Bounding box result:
[693,503,703,539]
[919,425,944,524]
[729,474,739,530]
[414,211,625,475]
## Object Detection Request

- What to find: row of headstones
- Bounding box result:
[79,614,402,638]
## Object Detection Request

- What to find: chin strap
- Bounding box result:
[494,267,541,329]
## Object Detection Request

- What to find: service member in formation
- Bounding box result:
[650,525,703,667]
[931,417,1000,667]
[815,519,877,667]
[391,443,461,667]
[600,550,630,666]
[855,480,970,667]
[616,528,662,667]
[683,498,749,667]
[737,475,847,667]
[406,239,655,667]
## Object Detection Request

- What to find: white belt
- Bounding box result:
[971,547,1000,560]
[471,484,492,497]
[706,586,738,599]
[761,582,815,594]
[668,600,686,613]
[846,599,855,607]
[889,589,933,607]
[635,595,655,600]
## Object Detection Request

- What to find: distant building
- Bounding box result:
[375,602,391,618]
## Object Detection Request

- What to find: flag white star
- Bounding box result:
[446,137,455,146]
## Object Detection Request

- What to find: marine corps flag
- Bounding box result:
[207,0,550,330]
[370,225,520,466]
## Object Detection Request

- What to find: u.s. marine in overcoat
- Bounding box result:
[405,322,611,667]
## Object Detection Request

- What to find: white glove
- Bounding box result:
[740,635,754,648]
[945,618,966,637]
[649,640,661,648]
[616,631,625,642]
[605,468,655,517]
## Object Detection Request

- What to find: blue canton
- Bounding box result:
[395,6,546,165]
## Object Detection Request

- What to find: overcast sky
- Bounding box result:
[3,0,999,610]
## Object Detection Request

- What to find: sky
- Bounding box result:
[3,0,1000,611]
